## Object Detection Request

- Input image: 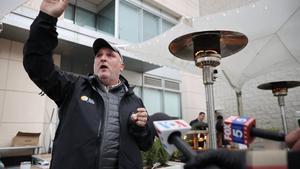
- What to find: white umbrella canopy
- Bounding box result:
[122,0,300,90]
[212,0,300,89]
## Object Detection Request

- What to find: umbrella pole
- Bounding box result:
[236,91,243,116]
[221,70,244,116]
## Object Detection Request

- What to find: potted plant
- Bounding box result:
[142,138,185,169]
[142,137,169,169]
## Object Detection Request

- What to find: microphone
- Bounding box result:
[148,112,178,137]
[185,149,300,169]
[150,113,197,160]
[224,116,285,145]
[149,113,300,169]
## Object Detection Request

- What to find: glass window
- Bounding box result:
[97,1,115,35]
[64,1,177,42]
[143,88,162,115]
[60,53,93,75]
[119,1,140,42]
[162,19,174,32]
[133,86,142,98]
[143,10,159,41]
[64,4,75,21]
[75,7,96,30]
[164,91,181,118]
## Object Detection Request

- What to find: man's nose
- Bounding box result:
[100,54,108,61]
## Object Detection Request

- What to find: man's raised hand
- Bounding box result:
[40,0,69,18]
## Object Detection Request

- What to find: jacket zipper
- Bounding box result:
[116,91,129,169]
[90,85,105,169]
[91,82,130,169]
[97,91,109,169]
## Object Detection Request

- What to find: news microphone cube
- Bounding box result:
[153,120,191,155]
[224,116,256,145]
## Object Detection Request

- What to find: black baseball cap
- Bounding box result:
[93,38,123,61]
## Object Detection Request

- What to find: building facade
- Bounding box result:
[0,0,203,149]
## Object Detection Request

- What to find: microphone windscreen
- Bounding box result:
[150,112,178,121]
[224,116,255,145]
[153,118,191,155]
[149,113,178,136]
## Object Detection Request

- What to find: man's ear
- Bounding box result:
[120,63,125,72]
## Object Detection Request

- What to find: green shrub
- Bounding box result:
[142,137,169,168]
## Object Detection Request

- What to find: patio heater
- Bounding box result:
[169,31,248,149]
[257,81,300,135]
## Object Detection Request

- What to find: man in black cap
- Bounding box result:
[23,0,154,169]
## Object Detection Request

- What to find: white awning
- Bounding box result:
[123,0,300,89]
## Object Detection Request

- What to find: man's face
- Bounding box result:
[198,113,205,122]
[93,48,124,86]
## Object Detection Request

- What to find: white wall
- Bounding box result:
[0,38,60,151]
[122,69,143,86]
[180,71,206,123]
[147,67,182,82]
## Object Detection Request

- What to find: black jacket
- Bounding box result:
[23,11,154,169]
[189,119,208,130]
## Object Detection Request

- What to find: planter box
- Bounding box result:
[160,161,184,169]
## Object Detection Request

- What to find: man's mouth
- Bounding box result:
[100,65,108,70]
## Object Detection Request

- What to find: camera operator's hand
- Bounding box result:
[285,128,300,151]
[184,150,246,169]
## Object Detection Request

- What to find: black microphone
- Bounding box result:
[251,127,285,141]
